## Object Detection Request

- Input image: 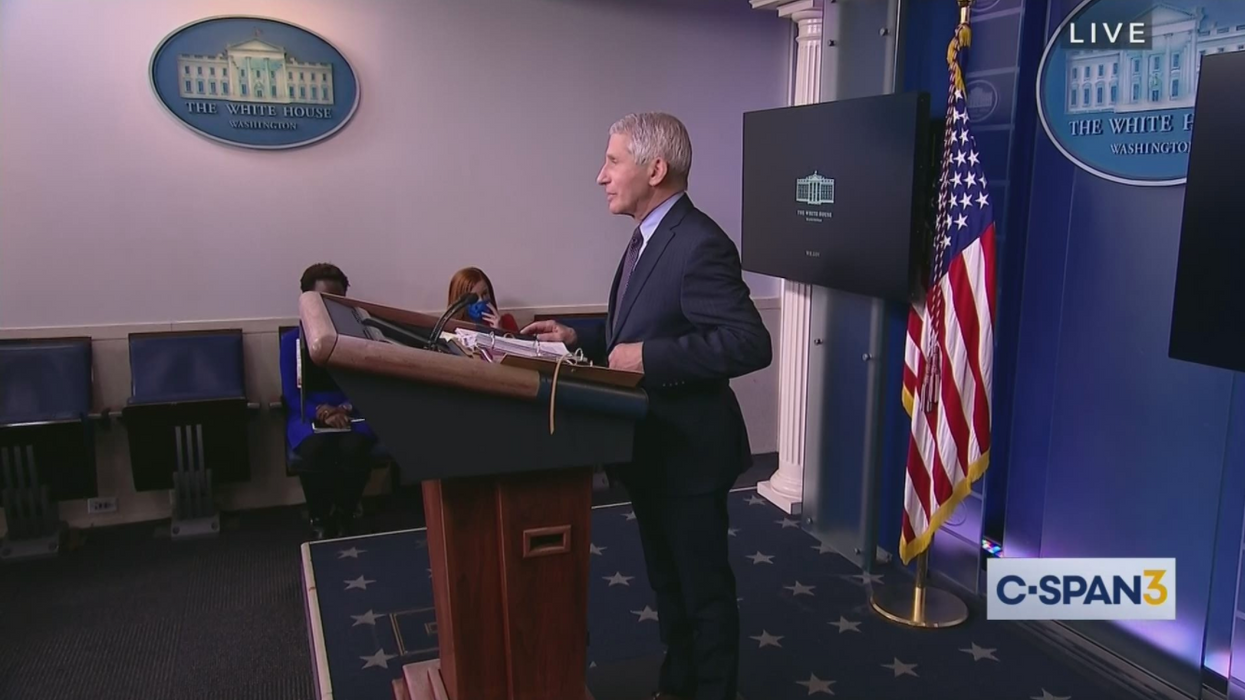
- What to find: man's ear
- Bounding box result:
[647,158,669,187]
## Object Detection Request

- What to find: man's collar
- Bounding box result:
[637,191,686,242]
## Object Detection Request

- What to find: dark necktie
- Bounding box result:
[614,227,645,317]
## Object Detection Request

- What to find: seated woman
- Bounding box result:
[280,263,377,539]
[448,267,520,333]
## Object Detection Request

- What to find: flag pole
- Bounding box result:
[869,0,976,629]
[870,535,969,627]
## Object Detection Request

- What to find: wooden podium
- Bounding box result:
[299,293,646,700]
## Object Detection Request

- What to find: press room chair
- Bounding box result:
[122,330,257,539]
[0,337,108,561]
[273,325,393,485]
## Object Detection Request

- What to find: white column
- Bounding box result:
[751,0,824,514]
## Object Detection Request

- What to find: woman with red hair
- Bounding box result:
[447,267,519,333]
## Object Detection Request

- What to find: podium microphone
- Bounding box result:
[428,292,478,352]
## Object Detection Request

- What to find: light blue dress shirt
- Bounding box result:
[636,191,685,260]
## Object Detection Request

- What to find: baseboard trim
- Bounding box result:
[0,297,782,336]
[1009,618,1199,700]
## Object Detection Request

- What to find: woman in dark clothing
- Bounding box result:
[280,263,376,539]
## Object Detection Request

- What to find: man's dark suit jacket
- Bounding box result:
[578,194,773,495]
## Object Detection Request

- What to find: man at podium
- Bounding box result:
[524,112,772,700]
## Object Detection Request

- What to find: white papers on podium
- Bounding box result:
[451,329,571,361]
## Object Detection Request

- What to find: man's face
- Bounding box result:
[597,133,653,217]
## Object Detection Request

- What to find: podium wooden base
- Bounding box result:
[392,659,595,700]
[418,467,595,700]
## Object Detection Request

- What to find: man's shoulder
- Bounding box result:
[671,203,737,257]
[671,200,726,239]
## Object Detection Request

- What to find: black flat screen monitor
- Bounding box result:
[1168,50,1245,374]
[741,91,932,302]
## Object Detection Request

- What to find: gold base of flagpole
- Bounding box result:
[869,546,969,628]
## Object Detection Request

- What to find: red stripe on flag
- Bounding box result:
[948,252,991,457]
[905,431,932,522]
[924,399,954,508]
[981,223,997,320]
[937,331,972,480]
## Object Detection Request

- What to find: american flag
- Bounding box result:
[899,22,996,566]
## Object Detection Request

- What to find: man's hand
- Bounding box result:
[325,411,350,429]
[609,342,644,372]
[520,320,578,346]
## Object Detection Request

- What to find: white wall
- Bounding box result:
[0,0,789,328]
[0,0,789,530]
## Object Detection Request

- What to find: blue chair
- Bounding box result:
[0,337,103,561]
[122,330,256,539]
[274,326,393,482]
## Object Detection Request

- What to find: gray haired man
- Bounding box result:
[525,113,772,699]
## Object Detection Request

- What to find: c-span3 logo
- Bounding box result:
[1036,0,1245,186]
[150,16,360,149]
[987,558,1176,620]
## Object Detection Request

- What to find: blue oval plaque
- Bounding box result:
[150,16,359,149]
[1036,0,1245,186]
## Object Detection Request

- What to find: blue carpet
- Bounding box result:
[306,489,1133,700]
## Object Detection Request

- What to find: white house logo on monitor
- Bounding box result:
[966,79,999,122]
[796,172,835,205]
[1036,0,1245,185]
[150,16,359,150]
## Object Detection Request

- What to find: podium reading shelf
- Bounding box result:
[299,292,647,700]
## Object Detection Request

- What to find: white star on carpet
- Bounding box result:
[746,494,766,505]
[337,546,366,559]
[727,527,740,537]
[623,510,636,521]
[344,575,375,591]
[745,551,775,565]
[603,572,635,587]
[960,643,998,661]
[828,616,861,633]
[811,542,834,554]
[590,543,606,556]
[749,630,783,648]
[783,581,815,596]
[1031,691,1071,700]
[631,605,659,622]
[795,673,836,695]
[351,610,382,626]
[360,648,397,669]
[882,658,919,677]
[848,572,885,586]
[776,518,800,529]
[589,661,597,669]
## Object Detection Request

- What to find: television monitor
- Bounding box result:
[740,91,933,302]
[1168,50,1245,374]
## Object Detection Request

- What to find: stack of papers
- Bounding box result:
[451,329,572,361]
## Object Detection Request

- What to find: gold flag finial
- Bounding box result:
[947,0,974,93]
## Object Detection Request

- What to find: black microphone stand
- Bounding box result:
[427,293,479,353]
